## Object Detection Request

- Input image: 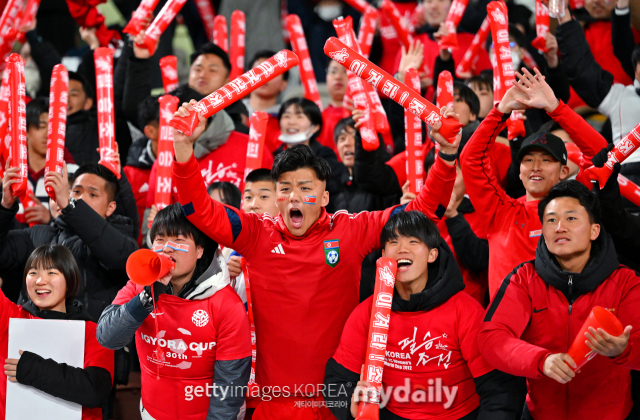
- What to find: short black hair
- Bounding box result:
[271,144,332,182]
[190,43,231,76]
[466,74,493,92]
[245,168,275,185]
[277,97,323,142]
[454,82,480,119]
[486,24,527,51]
[632,44,640,70]
[150,202,217,250]
[207,182,242,210]
[24,244,81,307]
[380,211,441,249]
[73,163,120,202]
[169,85,205,103]
[138,95,160,128]
[333,117,357,144]
[538,180,601,224]
[68,71,94,100]
[26,97,49,130]
[249,50,290,81]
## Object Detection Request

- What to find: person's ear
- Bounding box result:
[427,248,438,263]
[321,189,330,207]
[83,97,93,111]
[105,200,117,218]
[590,223,601,241]
[559,164,571,180]
[196,245,204,259]
[310,124,320,135]
[143,124,159,141]
[470,112,477,122]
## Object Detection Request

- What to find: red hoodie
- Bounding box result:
[173,152,455,394]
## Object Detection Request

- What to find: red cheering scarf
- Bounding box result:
[439,0,470,50]
[171,50,299,136]
[159,55,179,93]
[45,64,68,202]
[405,68,424,195]
[94,48,120,178]
[229,11,246,80]
[287,15,323,110]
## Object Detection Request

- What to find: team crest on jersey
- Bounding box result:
[324,239,340,268]
[192,309,209,327]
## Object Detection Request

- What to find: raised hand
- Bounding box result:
[513,67,559,112]
[24,194,51,225]
[585,325,633,358]
[44,164,70,209]
[431,106,461,159]
[398,40,424,82]
[172,100,207,163]
[1,157,21,209]
[496,83,529,114]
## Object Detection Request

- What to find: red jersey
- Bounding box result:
[318,105,346,156]
[173,153,456,393]
[111,281,252,420]
[333,292,493,419]
[0,290,114,420]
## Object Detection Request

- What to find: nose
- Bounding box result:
[250,198,260,210]
[35,276,44,285]
[289,190,301,203]
[555,220,568,233]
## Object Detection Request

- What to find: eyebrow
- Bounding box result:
[545,210,578,216]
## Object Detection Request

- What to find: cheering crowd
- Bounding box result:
[0,0,639,419]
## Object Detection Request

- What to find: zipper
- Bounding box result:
[565,274,573,419]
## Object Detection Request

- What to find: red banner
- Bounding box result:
[171,50,299,136]
[213,15,228,53]
[436,70,454,109]
[123,0,159,35]
[324,37,462,141]
[136,0,187,54]
[194,0,215,42]
[531,0,550,52]
[584,124,640,188]
[405,68,423,195]
[230,10,245,80]
[440,0,470,50]
[94,48,120,178]
[45,64,68,202]
[159,55,179,93]
[154,95,180,211]
[358,6,378,60]
[455,17,490,79]
[355,258,397,419]
[287,14,322,110]
[245,111,268,183]
[7,53,27,195]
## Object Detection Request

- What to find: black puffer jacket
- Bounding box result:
[0,199,138,321]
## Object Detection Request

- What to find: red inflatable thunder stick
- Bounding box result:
[245,111,268,182]
[358,6,378,59]
[0,0,23,67]
[194,0,215,42]
[324,38,463,141]
[230,10,246,80]
[7,53,28,196]
[123,0,160,35]
[355,258,398,420]
[487,1,525,140]
[170,50,299,136]
[436,70,454,109]
[341,0,369,13]
[584,124,640,189]
[0,63,11,164]
[618,174,640,208]
[405,69,424,195]
[567,307,623,371]
[11,0,40,44]
[154,95,180,214]
[456,17,490,79]
[287,15,323,110]
[379,0,431,80]
[439,0,470,50]
[94,48,120,178]
[240,258,260,398]
[45,64,68,202]
[213,15,228,53]
[135,0,187,55]
[531,0,550,52]
[159,55,179,93]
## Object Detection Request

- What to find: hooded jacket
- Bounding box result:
[0,199,138,321]
[0,291,114,420]
[478,230,640,420]
[97,249,252,420]
[325,238,524,420]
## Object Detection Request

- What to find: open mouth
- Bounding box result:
[286,128,300,135]
[168,256,177,263]
[343,151,355,158]
[35,289,51,297]
[289,208,303,228]
[397,258,413,272]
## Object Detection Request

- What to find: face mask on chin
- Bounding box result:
[278,127,316,144]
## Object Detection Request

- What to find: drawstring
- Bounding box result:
[151,287,161,380]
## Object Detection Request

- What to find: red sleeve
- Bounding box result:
[0,289,26,337]
[547,100,608,168]
[332,299,371,374]
[173,153,262,256]
[111,281,143,306]
[213,289,252,361]
[455,293,494,378]
[610,269,640,370]
[460,106,517,232]
[84,322,114,380]
[490,142,512,189]
[477,265,550,379]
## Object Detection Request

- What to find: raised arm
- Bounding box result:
[611,0,636,80]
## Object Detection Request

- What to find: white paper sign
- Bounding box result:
[6,318,85,420]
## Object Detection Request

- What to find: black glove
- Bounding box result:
[592,144,614,168]
[141,281,170,311]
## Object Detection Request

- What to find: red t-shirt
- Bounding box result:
[112,281,252,420]
[318,105,346,156]
[333,291,493,419]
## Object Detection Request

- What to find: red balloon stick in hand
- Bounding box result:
[355,258,397,420]
[287,15,323,110]
[584,124,640,188]
[531,0,550,52]
[324,37,462,141]
[0,0,23,68]
[213,15,228,53]
[405,68,424,195]
[436,71,454,109]
[123,0,160,36]
[194,0,216,42]
[244,112,268,183]
[170,50,299,136]
[135,0,188,55]
[159,55,179,93]
[7,53,28,195]
[94,48,120,178]
[439,0,470,50]
[358,6,378,60]
[154,95,180,215]
[45,64,68,202]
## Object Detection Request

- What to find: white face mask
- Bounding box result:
[278,127,316,144]
[316,4,342,21]
[512,54,522,72]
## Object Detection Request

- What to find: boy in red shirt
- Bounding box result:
[171,101,459,419]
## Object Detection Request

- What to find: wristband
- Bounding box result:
[438,150,457,162]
